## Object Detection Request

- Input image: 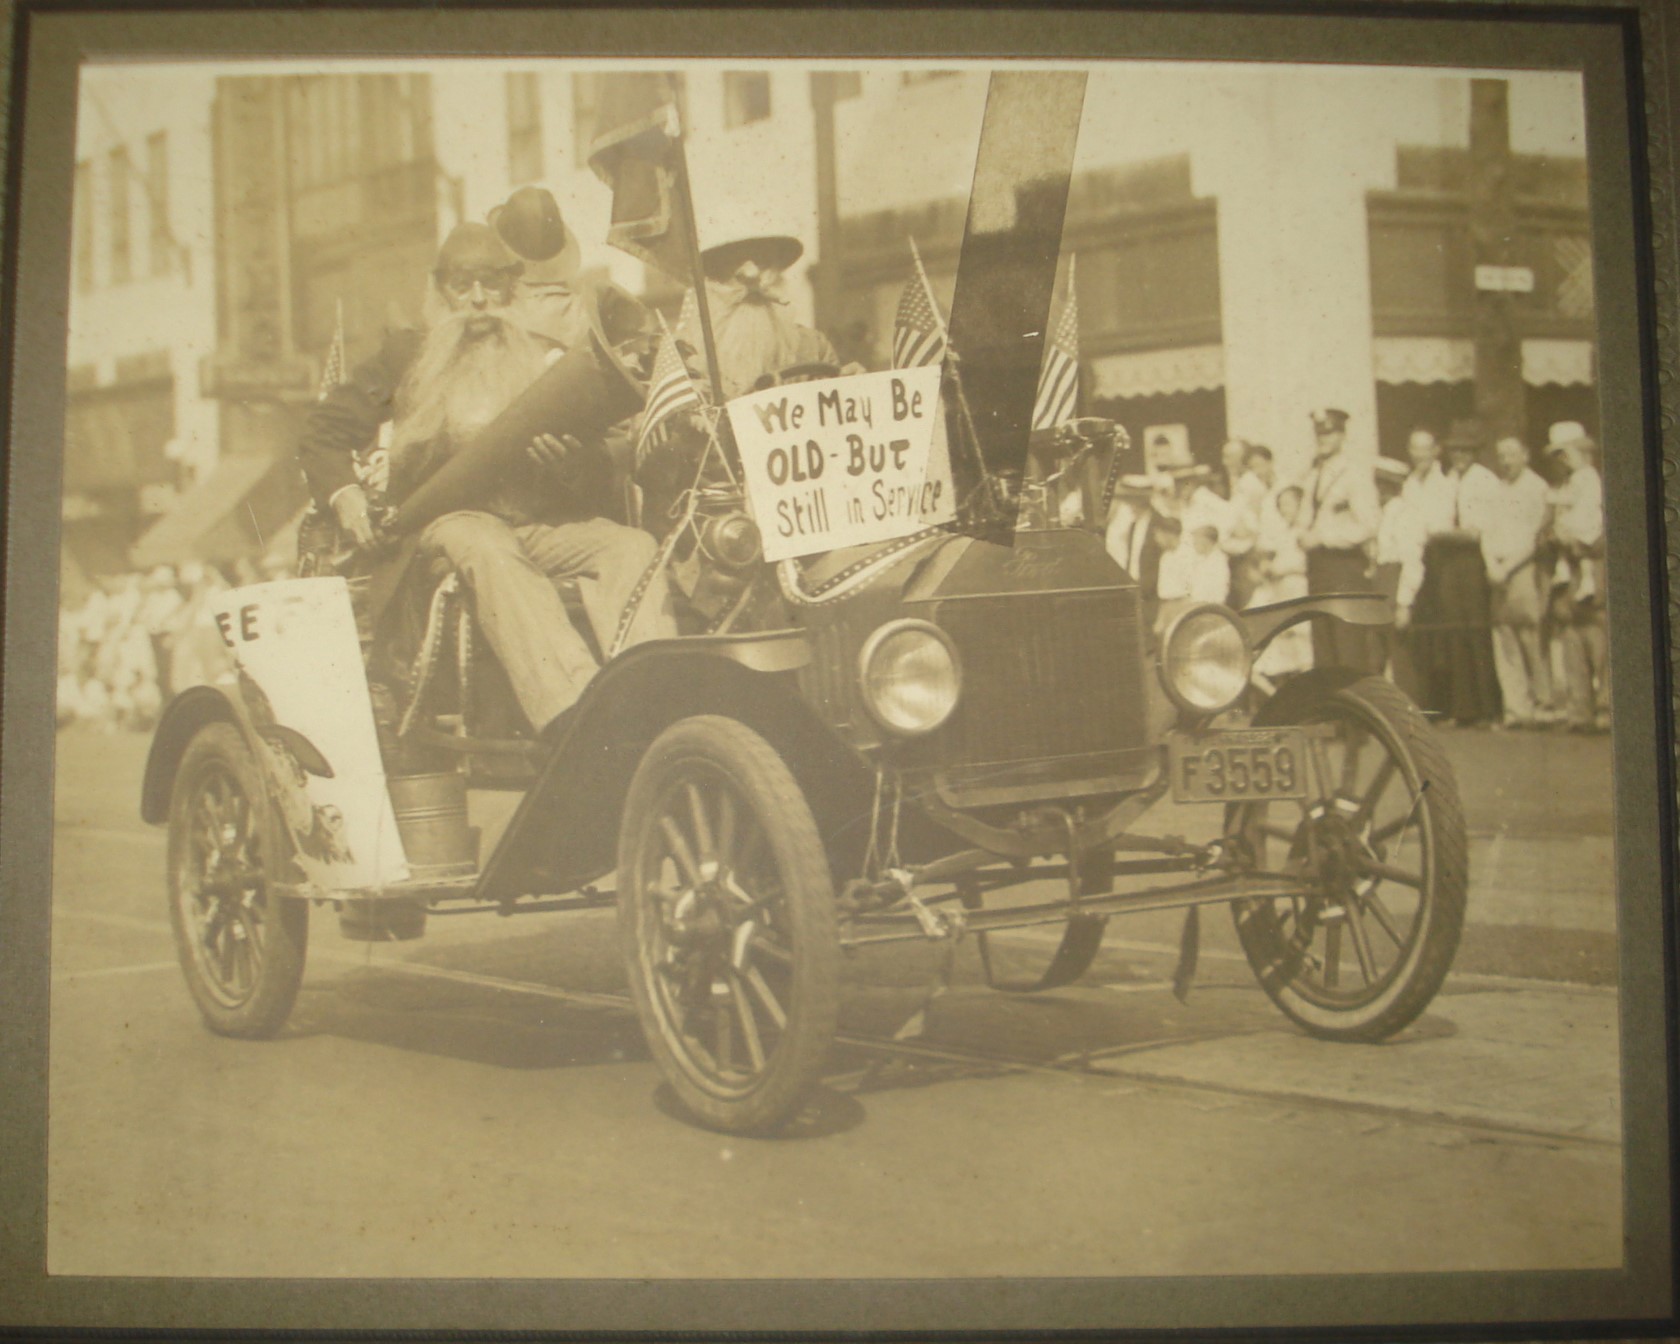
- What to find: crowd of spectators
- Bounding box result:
[1103,415,1610,731]
[56,561,253,731]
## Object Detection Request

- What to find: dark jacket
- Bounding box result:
[298,328,424,512]
[297,327,615,525]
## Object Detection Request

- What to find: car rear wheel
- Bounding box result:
[166,722,308,1038]
[1225,676,1467,1041]
[617,715,840,1134]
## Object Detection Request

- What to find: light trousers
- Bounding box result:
[419,511,676,731]
[1491,623,1551,722]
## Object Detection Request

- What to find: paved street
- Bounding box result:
[45,723,1623,1279]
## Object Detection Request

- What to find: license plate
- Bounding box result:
[1168,728,1311,804]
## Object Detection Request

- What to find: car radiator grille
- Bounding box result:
[927,587,1147,769]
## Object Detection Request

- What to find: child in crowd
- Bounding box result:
[1251,484,1312,689]
[1155,520,1230,638]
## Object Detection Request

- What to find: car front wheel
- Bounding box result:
[166,721,308,1037]
[1226,675,1467,1041]
[616,715,840,1134]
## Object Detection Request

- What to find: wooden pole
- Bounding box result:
[1469,77,1525,449]
[665,76,726,406]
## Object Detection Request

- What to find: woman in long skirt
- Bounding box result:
[1411,532,1502,724]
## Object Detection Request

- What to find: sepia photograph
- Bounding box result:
[2,3,1675,1335]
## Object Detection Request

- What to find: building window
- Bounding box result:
[506,71,543,185]
[723,72,772,129]
[146,131,171,277]
[73,159,94,293]
[108,146,131,285]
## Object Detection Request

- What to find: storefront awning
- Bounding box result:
[129,451,307,571]
[1372,336,1596,388]
[1522,339,1595,387]
[1089,344,1224,401]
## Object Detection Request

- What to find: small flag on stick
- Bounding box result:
[635,311,704,461]
[1032,255,1079,430]
[891,238,948,370]
[317,299,346,401]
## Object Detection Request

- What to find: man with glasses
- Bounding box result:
[296,221,674,742]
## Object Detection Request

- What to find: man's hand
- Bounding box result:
[528,432,582,478]
[331,484,377,549]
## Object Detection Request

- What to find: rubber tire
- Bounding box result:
[617,715,840,1134]
[1229,675,1468,1042]
[166,721,309,1038]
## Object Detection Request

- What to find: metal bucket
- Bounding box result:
[387,771,477,880]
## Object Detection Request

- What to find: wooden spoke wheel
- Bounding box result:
[166,722,308,1037]
[1226,676,1467,1041]
[617,716,839,1134]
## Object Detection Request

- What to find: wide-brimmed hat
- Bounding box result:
[1373,456,1409,484]
[701,233,804,277]
[1545,420,1596,454]
[489,186,582,285]
[697,195,805,278]
[1444,417,1485,452]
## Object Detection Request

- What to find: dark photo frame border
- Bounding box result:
[1,1,1676,1335]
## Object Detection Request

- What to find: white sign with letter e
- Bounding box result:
[211,578,409,890]
[726,367,955,561]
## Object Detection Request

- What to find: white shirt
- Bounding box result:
[1180,485,1235,546]
[1105,499,1150,575]
[1375,495,1427,609]
[1223,471,1268,556]
[1480,467,1550,579]
[1552,465,1605,551]
[1256,505,1308,581]
[1444,461,1501,537]
[1158,542,1231,605]
[1400,462,1457,539]
[1301,451,1379,550]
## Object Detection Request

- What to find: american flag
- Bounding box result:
[635,314,703,461]
[891,240,947,369]
[317,300,346,401]
[1032,259,1079,430]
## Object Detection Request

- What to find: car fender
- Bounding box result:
[475,630,879,904]
[1251,666,1367,727]
[141,683,262,824]
[1240,592,1392,653]
[139,685,314,880]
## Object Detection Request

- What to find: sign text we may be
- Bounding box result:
[726,366,955,562]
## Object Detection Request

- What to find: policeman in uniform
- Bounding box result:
[1298,406,1381,673]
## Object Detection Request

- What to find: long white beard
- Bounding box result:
[391,311,547,464]
[699,281,805,399]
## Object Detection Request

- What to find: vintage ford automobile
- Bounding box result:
[140,294,1467,1135]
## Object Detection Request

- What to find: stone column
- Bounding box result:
[1196,71,1394,481]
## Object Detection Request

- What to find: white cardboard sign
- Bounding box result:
[211,578,409,890]
[726,366,956,561]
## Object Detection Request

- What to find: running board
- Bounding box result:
[841,873,1305,948]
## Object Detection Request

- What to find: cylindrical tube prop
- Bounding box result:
[388,288,651,536]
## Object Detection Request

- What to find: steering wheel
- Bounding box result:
[770,361,843,386]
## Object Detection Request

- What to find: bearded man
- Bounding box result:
[680,227,845,399]
[297,222,676,741]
